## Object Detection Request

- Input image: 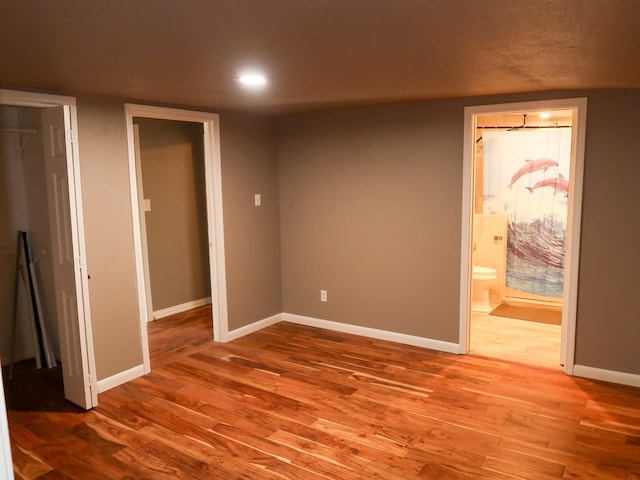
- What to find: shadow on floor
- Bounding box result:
[2,360,82,413]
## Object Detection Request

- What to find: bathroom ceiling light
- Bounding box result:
[539,112,551,119]
[238,72,268,89]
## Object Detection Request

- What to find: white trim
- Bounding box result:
[0,89,76,108]
[97,364,145,393]
[203,116,229,342]
[227,313,284,341]
[153,297,212,320]
[459,106,475,354]
[283,313,462,354]
[66,101,99,406]
[124,104,228,377]
[132,124,154,323]
[0,89,97,408]
[124,110,152,373]
[460,98,587,375]
[64,103,99,407]
[573,365,640,388]
[561,99,587,372]
[0,364,14,480]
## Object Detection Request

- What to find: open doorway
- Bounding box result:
[124,105,228,375]
[133,118,211,320]
[460,98,587,373]
[0,90,97,411]
[133,118,212,367]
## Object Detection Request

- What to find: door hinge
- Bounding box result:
[85,374,97,388]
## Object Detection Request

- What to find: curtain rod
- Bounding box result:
[477,125,571,130]
[475,125,572,143]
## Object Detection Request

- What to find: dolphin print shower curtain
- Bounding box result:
[482,129,572,299]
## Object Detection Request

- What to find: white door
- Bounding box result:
[0,364,14,480]
[42,106,96,409]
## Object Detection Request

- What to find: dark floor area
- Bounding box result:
[2,360,80,413]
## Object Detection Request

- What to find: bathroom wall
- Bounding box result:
[473,214,507,304]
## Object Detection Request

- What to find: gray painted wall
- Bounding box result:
[278,90,640,376]
[136,118,210,312]
[68,89,639,383]
[75,98,283,380]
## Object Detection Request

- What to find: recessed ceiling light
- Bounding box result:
[238,72,267,89]
[539,112,551,119]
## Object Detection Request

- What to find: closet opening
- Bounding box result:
[125,104,228,374]
[1,91,96,412]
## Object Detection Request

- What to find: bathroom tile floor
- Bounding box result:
[469,312,562,370]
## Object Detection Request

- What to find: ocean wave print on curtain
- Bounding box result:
[482,129,572,299]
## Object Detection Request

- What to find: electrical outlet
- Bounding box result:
[320,290,328,302]
[254,194,261,207]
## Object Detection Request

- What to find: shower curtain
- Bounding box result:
[482,129,572,299]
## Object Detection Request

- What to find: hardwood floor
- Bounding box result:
[470,312,562,370]
[149,305,214,368]
[6,308,640,479]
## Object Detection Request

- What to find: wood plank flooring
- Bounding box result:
[6,307,640,479]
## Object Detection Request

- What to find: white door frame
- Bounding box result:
[0,361,14,480]
[459,97,587,374]
[1,88,98,477]
[132,124,154,323]
[124,104,228,374]
[0,89,97,402]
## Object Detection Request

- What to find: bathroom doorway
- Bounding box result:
[460,99,587,372]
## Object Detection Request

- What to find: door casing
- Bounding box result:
[459,98,587,374]
[124,104,228,374]
[0,89,97,406]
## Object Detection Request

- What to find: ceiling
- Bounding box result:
[1,1,639,114]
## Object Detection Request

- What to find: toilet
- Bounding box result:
[472,266,497,313]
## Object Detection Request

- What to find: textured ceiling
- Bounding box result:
[1,1,639,113]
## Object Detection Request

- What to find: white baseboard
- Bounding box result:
[97,364,145,393]
[282,313,462,354]
[153,297,211,321]
[573,365,640,388]
[227,313,284,341]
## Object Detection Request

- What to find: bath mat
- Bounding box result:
[490,303,562,325]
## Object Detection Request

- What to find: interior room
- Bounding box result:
[1,2,639,478]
